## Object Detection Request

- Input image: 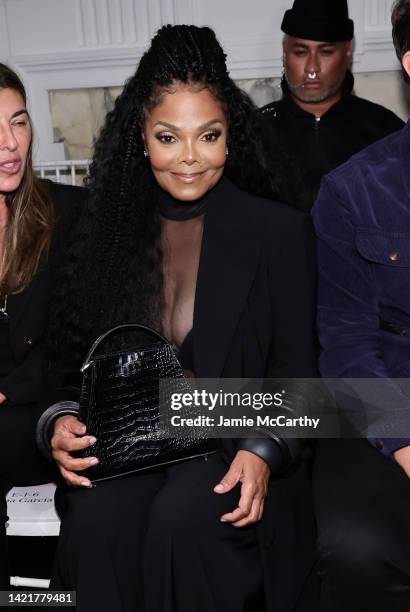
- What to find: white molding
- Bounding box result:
[12,47,146,74]
[159,0,176,24]
[96,0,111,46]
[0,0,403,160]
[122,0,138,42]
[11,46,280,81]
[146,1,161,33]
[108,0,124,44]
[81,0,98,47]
[12,38,398,80]
[173,0,200,23]
[357,0,396,71]
[365,0,391,30]
[74,0,86,47]
[0,1,10,60]
[135,1,149,42]
[145,0,175,35]
[2,1,401,77]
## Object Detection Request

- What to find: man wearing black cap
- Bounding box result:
[261,0,404,207]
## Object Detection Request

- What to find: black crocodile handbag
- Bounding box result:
[76,323,217,482]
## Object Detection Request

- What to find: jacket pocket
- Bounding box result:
[355,229,410,268]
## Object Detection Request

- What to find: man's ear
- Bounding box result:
[402,50,410,79]
[345,40,353,61]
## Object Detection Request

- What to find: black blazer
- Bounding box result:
[0,181,86,405]
[191,177,318,457]
[192,178,318,611]
[194,177,317,375]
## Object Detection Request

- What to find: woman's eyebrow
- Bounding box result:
[154,121,180,131]
[10,109,28,119]
[197,119,224,130]
[154,119,224,131]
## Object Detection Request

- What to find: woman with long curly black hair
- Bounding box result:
[38,25,317,612]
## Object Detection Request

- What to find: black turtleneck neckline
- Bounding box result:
[156,176,226,221]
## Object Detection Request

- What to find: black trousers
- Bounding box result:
[52,452,265,612]
[313,439,410,612]
[0,401,58,588]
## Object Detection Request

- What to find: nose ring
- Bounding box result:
[308,72,317,80]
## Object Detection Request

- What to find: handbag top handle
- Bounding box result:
[80,323,170,373]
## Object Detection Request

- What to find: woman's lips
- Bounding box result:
[0,160,22,175]
[172,172,204,184]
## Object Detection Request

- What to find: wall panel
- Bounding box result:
[0,0,401,160]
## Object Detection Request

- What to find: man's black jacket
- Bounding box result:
[260,71,405,207]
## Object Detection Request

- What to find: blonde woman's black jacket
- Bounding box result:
[0,181,86,406]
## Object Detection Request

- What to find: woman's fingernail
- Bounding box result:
[220,517,227,522]
[80,480,91,487]
[88,437,97,445]
[214,484,224,492]
[89,458,99,466]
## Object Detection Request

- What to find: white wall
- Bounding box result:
[0,0,403,161]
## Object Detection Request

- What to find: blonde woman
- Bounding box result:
[0,63,85,587]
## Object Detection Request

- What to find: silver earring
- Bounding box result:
[143,150,149,157]
[226,147,229,156]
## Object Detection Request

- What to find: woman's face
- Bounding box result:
[0,88,31,203]
[143,84,228,201]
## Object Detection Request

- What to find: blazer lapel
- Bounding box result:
[7,260,47,333]
[7,281,36,333]
[194,178,262,377]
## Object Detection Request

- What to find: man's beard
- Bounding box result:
[284,72,345,104]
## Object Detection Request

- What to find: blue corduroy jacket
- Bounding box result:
[312,120,410,457]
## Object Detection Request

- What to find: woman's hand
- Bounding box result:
[394,445,410,478]
[0,392,7,404]
[214,450,270,527]
[51,415,98,488]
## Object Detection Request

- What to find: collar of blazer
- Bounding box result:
[193,176,264,378]
[6,255,48,334]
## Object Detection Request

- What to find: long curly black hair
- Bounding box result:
[48,24,303,367]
